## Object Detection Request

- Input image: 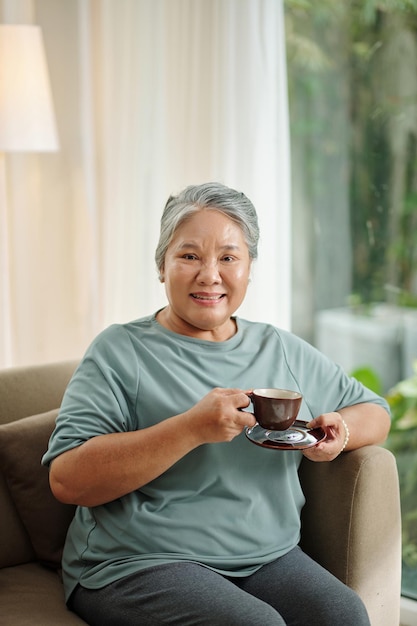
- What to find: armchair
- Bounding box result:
[0,361,401,625]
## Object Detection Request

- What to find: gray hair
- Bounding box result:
[155,182,260,276]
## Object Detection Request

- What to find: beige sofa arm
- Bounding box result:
[0,360,78,425]
[298,445,402,626]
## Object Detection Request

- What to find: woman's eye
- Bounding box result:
[182,254,197,260]
[222,255,234,262]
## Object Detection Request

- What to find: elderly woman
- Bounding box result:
[43,182,390,626]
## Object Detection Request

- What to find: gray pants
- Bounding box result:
[69,546,370,625]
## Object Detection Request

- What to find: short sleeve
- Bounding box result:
[42,324,140,466]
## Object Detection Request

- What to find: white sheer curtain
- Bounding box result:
[0,0,291,368]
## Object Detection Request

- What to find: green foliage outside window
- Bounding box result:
[352,363,417,599]
[285,0,417,308]
[385,364,417,598]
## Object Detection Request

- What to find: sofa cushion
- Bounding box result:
[0,471,35,568]
[0,409,76,569]
[0,562,87,624]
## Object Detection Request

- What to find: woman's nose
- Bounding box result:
[197,261,221,284]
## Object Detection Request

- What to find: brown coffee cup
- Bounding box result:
[249,388,302,431]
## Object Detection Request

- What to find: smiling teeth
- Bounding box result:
[192,294,222,300]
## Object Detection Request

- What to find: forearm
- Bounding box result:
[49,412,200,507]
[337,402,391,450]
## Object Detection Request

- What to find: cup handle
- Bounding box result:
[239,392,253,413]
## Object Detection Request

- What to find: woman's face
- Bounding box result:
[158,209,252,341]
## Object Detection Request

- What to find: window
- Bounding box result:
[285,0,417,601]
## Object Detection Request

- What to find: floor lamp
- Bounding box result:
[0,24,59,366]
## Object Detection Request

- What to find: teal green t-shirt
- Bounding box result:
[42,314,389,601]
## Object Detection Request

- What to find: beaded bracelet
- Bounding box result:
[339,416,350,453]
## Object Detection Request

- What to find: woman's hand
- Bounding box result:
[182,387,256,444]
[301,411,348,462]
[301,402,391,463]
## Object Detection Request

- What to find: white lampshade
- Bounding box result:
[0,24,59,152]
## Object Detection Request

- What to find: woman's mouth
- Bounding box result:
[190,293,225,301]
